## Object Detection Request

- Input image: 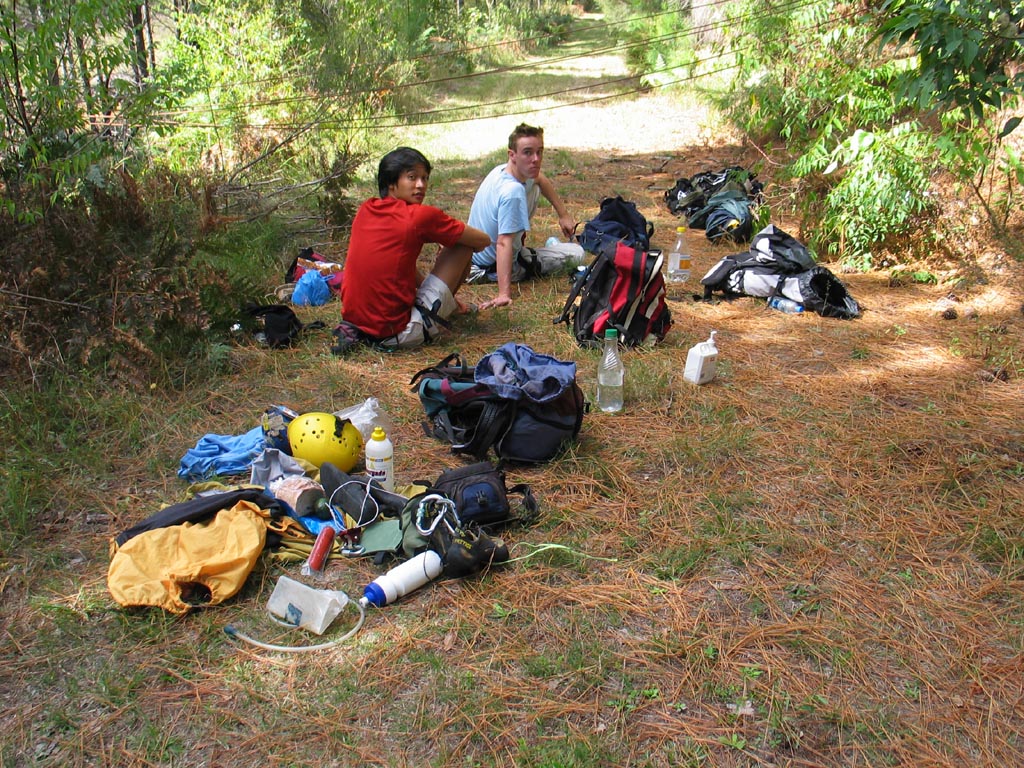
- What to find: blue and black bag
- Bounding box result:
[410,345,587,465]
[428,461,538,530]
[687,190,756,244]
[576,196,654,255]
[665,167,764,244]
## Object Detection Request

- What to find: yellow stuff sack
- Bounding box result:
[108,500,267,614]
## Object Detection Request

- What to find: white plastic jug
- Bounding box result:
[683,331,719,385]
[365,426,395,491]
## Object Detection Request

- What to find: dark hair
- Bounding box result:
[377,147,432,197]
[508,123,543,152]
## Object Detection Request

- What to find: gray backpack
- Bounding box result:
[700,225,861,319]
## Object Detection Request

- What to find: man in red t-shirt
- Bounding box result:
[340,147,489,348]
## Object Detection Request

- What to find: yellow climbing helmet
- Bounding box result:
[287,412,363,471]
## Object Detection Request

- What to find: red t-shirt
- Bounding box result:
[341,197,466,339]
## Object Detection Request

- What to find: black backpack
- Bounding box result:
[700,225,861,319]
[665,167,764,244]
[576,196,654,255]
[244,303,323,348]
[664,166,763,218]
[410,347,586,465]
[701,224,816,292]
[554,239,672,348]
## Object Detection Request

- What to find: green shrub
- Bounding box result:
[704,1,943,267]
[0,166,301,388]
[792,123,936,269]
[701,0,1023,268]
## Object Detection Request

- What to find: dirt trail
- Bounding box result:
[400,14,729,160]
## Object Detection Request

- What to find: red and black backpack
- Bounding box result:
[554,239,672,348]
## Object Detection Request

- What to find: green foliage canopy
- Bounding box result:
[876,0,1024,120]
[0,0,147,216]
[704,0,1023,266]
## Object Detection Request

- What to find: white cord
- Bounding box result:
[327,480,380,528]
[504,542,619,565]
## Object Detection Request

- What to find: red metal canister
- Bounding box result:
[306,526,336,573]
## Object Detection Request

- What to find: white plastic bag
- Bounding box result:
[333,397,394,443]
[266,575,350,635]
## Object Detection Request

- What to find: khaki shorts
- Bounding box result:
[381,273,457,349]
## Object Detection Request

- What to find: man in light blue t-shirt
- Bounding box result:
[468,124,581,310]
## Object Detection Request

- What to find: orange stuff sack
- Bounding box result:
[108,501,267,614]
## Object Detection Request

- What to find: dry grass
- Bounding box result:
[4,141,1022,767]
[4,28,1024,768]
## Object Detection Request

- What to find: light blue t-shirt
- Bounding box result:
[468,164,534,269]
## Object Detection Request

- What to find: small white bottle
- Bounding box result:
[359,550,443,607]
[365,426,394,491]
[596,328,625,413]
[683,331,719,385]
[667,225,691,284]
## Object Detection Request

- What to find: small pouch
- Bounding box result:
[429,461,537,529]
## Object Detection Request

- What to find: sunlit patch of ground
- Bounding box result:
[397,16,735,161]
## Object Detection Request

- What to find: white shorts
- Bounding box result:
[472,242,586,283]
[529,241,585,275]
[382,273,457,349]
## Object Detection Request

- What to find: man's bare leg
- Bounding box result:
[432,243,475,300]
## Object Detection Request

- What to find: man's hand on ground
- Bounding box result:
[454,296,479,315]
[558,214,577,239]
[478,294,512,311]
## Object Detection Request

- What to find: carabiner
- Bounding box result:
[415,494,459,536]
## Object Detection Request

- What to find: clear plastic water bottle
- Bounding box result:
[597,328,624,413]
[768,296,804,313]
[667,225,691,284]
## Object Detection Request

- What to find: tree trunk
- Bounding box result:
[129,3,149,84]
[76,34,93,103]
[144,0,156,77]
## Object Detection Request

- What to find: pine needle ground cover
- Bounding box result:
[2,147,1023,767]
